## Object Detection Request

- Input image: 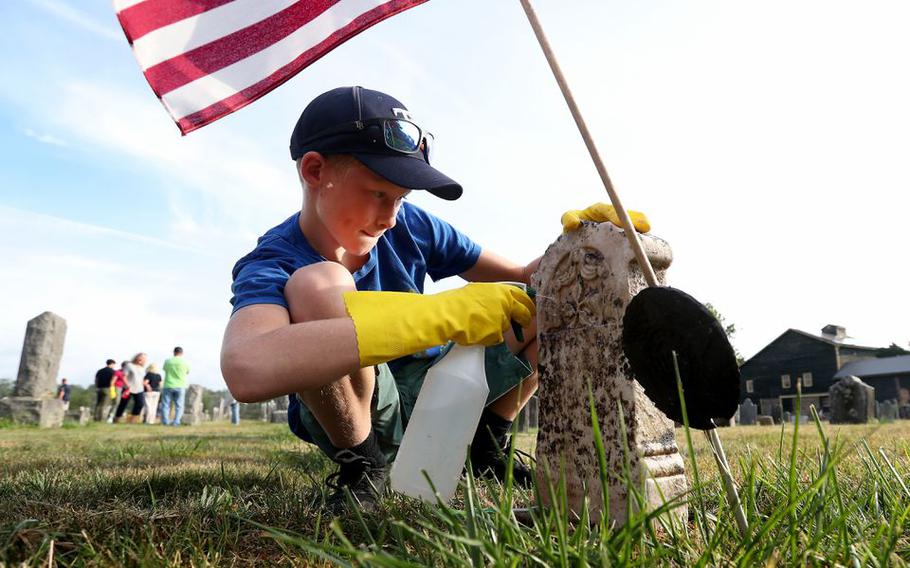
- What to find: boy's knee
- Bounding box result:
[285,262,355,322]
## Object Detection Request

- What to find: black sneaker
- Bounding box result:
[324,449,389,514]
[471,440,535,488]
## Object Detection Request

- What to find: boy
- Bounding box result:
[221,86,647,511]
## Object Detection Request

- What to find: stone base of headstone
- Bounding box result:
[270,410,288,424]
[531,221,686,525]
[757,415,774,426]
[0,397,65,427]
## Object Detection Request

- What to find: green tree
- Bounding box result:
[874,343,910,358]
[705,303,744,366]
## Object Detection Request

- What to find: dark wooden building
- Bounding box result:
[739,325,880,420]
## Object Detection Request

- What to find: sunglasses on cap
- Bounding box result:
[296,87,434,163]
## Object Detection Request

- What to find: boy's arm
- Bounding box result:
[460,249,541,287]
[221,304,361,403]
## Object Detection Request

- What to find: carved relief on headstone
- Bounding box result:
[738,399,757,425]
[0,312,67,427]
[184,384,205,426]
[829,376,875,424]
[531,222,686,524]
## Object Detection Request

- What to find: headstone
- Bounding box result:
[183,384,205,426]
[13,312,67,398]
[532,221,686,525]
[274,395,290,411]
[739,399,757,425]
[0,312,68,427]
[270,409,288,424]
[829,375,875,424]
[143,391,161,424]
[783,411,792,423]
[757,415,774,426]
[879,399,899,421]
[260,402,269,422]
[78,406,92,426]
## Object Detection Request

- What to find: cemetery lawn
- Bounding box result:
[1,420,909,566]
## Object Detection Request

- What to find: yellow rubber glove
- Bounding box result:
[343,283,535,367]
[561,202,650,233]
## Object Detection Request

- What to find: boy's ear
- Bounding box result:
[298,151,327,188]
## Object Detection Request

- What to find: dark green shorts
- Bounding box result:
[292,343,532,461]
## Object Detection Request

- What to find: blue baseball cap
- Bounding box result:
[289,86,462,200]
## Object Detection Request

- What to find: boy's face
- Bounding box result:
[315,159,411,256]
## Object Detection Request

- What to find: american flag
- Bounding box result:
[114,0,428,134]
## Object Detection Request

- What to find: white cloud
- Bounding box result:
[26,0,122,42]
[24,128,67,147]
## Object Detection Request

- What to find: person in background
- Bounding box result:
[230,395,241,425]
[56,378,71,411]
[112,361,131,423]
[94,359,116,421]
[142,363,163,424]
[160,347,190,426]
[123,353,149,424]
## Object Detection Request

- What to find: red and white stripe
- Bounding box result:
[114,0,428,134]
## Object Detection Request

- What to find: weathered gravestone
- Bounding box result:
[183,384,205,426]
[879,399,899,422]
[531,221,687,524]
[739,399,757,425]
[757,415,774,426]
[829,375,875,424]
[0,312,67,427]
[78,406,92,426]
[271,410,289,424]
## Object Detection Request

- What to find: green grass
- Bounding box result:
[1,417,909,566]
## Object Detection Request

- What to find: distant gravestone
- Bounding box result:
[184,385,205,426]
[0,312,68,427]
[78,406,92,426]
[739,399,757,425]
[757,415,774,426]
[270,409,289,424]
[274,395,290,411]
[829,376,875,424]
[783,411,792,423]
[879,400,899,421]
[13,312,67,398]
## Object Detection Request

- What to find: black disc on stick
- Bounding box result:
[622,287,740,430]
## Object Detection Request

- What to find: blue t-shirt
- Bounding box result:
[230,201,482,314]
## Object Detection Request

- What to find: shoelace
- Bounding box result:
[325,449,372,491]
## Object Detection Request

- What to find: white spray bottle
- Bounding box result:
[391,282,527,503]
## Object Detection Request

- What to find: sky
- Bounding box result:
[1,0,909,389]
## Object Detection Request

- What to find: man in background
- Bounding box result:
[56,378,71,412]
[159,347,190,426]
[94,359,116,421]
